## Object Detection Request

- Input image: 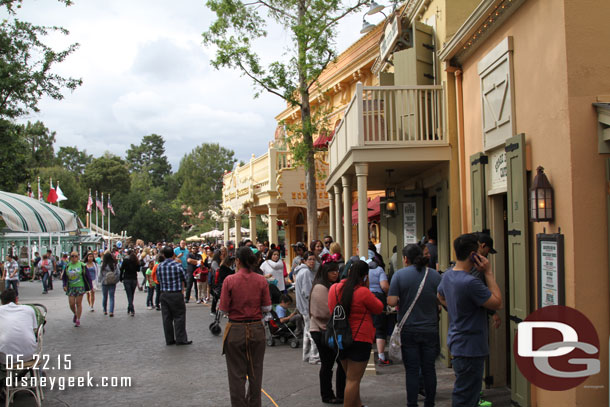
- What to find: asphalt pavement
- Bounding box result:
[8,279,511,407]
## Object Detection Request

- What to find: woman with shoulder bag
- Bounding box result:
[98,252,119,317]
[310,260,345,404]
[387,244,442,407]
[328,260,383,407]
[62,251,93,327]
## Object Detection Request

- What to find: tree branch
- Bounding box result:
[244,0,297,21]
[319,0,369,37]
[306,50,334,92]
[236,60,301,107]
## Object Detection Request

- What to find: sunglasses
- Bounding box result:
[71,255,78,258]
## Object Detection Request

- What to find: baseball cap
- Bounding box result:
[477,233,497,254]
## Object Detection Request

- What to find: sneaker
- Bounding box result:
[147,306,153,310]
[75,319,80,327]
[109,313,114,317]
[90,307,94,312]
[42,291,48,294]
[104,311,108,315]
[156,306,161,311]
[196,300,201,304]
[73,315,77,323]
[210,312,216,316]
[378,358,393,366]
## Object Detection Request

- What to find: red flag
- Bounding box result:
[47,183,58,203]
[86,194,93,213]
[107,197,116,216]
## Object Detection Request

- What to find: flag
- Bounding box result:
[96,197,104,214]
[47,181,58,203]
[26,183,32,198]
[56,183,67,202]
[107,196,115,216]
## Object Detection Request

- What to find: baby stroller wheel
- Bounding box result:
[279,336,287,344]
[289,339,299,348]
[266,338,275,347]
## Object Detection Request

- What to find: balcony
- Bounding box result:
[327,82,449,187]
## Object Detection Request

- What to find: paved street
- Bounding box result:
[10,280,511,407]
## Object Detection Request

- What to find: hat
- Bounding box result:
[291,242,307,250]
[478,233,497,254]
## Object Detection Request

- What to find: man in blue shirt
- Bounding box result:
[437,233,502,407]
[174,240,189,271]
[157,246,191,346]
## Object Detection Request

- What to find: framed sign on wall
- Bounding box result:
[536,233,565,308]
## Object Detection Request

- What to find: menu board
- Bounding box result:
[537,234,564,308]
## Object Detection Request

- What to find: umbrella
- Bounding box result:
[0,191,81,232]
[186,235,204,242]
[229,227,250,236]
[201,229,223,238]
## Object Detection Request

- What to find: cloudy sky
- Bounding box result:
[11,0,378,170]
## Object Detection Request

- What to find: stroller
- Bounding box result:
[264,309,300,348]
[208,286,223,336]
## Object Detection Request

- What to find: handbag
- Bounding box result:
[388,268,429,362]
[103,265,119,285]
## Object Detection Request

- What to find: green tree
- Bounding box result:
[0,119,29,191]
[0,1,81,119]
[15,121,56,168]
[175,143,236,211]
[202,0,368,239]
[82,153,131,199]
[125,134,172,186]
[56,146,92,177]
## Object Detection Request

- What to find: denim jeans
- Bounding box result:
[451,356,485,407]
[146,285,155,306]
[5,280,18,296]
[41,272,49,292]
[154,285,160,308]
[123,279,137,313]
[102,284,116,314]
[401,330,439,407]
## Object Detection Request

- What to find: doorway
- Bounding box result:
[488,193,509,389]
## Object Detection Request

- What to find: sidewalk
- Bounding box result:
[8,280,511,406]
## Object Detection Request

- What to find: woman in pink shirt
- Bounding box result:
[328,260,383,407]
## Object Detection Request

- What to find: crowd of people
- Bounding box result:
[0,230,501,407]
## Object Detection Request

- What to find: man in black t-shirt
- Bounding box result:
[185,245,202,303]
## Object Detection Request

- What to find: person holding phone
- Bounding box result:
[437,233,502,407]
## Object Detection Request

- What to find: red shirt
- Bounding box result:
[328,280,383,343]
[219,268,271,321]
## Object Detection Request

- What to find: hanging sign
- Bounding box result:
[403,202,417,244]
[490,148,507,191]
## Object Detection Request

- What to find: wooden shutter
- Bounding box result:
[470,152,487,232]
[505,133,530,406]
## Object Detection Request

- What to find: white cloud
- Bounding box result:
[11,0,371,169]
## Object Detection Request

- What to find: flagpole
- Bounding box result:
[95,190,99,234]
[37,177,41,201]
[57,181,60,208]
[101,192,105,245]
[108,193,111,250]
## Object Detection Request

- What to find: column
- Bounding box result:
[268,204,278,245]
[235,216,242,243]
[341,175,352,258]
[334,184,343,249]
[223,217,230,245]
[355,163,369,260]
[248,208,257,244]
[328,192,335,241]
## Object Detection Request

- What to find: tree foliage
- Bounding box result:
[175,143,236,212]
[202,0,368,239]
[82,153,131,199]
[14,121,56,168]
[125,134,172,186]
[0,1,81,119]
[56,145,92,176]
[0,119,29,191]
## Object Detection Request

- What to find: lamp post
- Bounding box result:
[360,1,393,34]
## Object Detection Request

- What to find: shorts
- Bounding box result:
[66,286,86,297]
[339,341,372,362]
[372,292,388,339]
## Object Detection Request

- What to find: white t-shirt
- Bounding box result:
[0,303,38,363]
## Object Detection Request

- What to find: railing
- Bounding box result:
[329,82,446,170]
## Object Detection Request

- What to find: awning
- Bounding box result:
[313,130,334,148]
[0,191,81,233]
[351,196,381,224]
[201,229,223,238]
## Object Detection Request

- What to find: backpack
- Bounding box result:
[325,287,365,351]
[103,265,119,285]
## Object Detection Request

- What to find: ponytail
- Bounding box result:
[402,244,427,272]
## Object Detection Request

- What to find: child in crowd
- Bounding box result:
[194,264,209,304]
[275,294,303,337]
[145,260,156,309]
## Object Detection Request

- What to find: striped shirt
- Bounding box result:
[156,259,186,292]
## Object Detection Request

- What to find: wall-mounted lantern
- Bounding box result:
[530,166,554,222]
[382,169,396,216]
